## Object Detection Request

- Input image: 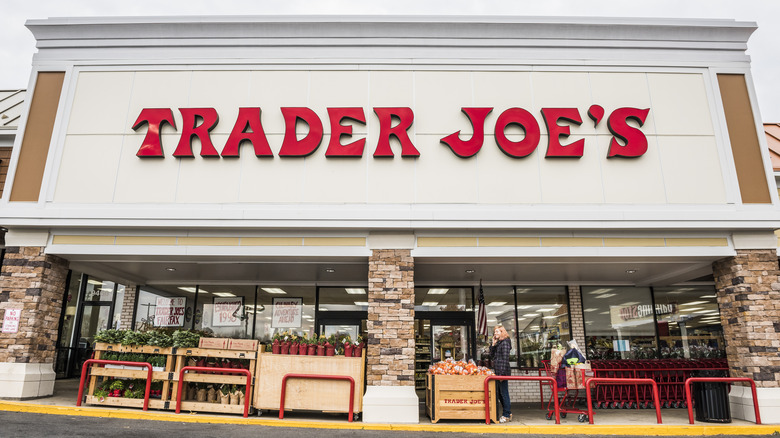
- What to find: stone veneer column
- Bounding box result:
[0,246,69,399]
[362,248,418,423]
[119,285,137,330]
[567,286,586,351]
[712,249,780,423]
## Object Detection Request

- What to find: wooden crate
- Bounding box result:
[253,350,365,414]
[86,343,175,409]
[425,374,497,423]
[169,347,258,415]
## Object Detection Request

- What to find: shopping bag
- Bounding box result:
[565,367,583,389]
[573,360,593,388]
[550,348,565,372]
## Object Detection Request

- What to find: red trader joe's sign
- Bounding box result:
[132,105,649,160]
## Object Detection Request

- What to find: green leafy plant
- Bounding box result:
[94,329,127,345]
[146,330,173,347]
[172,330,202,348]
[121,331,150,346]
[109,380,125,391]
[94,388,109,398]
[220,384,230,396]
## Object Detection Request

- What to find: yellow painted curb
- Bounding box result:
[0,401,777,435]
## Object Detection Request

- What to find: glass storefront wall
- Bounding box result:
[414,287,471,311]
[653,286,725,359]
[257,286,316,341]
[583,286,725,360]
[514,287,570,368]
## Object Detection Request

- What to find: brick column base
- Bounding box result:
[713,249,780,423]
[567,286,585,351]
[119,285,137,330]
[0,246,69,399]
[363,249,418,423]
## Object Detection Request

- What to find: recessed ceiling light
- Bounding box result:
[584,308,597,312]
[262,288,287,294]
[516,288,530,293]
[599,311,610,315]
[523,313,539,317]
[537,308,554,312]
[465,269,475,274]
[626,269,637,274]
[517,318,526,321]
[621,302,639,306]
[488,311,503,315]
[517,305,532,309]
[325,268,336,273]
[487,302,507,306]
[212,292,237,297]
[421,302,439,306]
[595,293,616,299]
[681,301,708,306]
[178,286,209,294]
[345,288,366,295]
[543,316,558,319]
[354,302,369,306]
[428,289,449,295]
[164,267,176,272]
[87,279,102,285]
[700,295,717,299]
[589,288,613,295]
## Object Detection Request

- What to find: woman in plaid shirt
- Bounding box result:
[489,325,512,423]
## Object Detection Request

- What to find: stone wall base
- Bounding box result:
[0,362,56,399]
[362,386,419,423]
[730,386,780,424]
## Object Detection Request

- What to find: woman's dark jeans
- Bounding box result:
[497,379,511,418]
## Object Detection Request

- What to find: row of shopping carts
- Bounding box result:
[587,359,728,409]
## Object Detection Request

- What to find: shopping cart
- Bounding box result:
[544,360,590,422]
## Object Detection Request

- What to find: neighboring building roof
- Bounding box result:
[0,90,26,131]
[766,123,780,172]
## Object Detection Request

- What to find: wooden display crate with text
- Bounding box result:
[426,374,497,423]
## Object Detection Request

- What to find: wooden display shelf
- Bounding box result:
[171,401,246,414]
[171,347,258,416]
[85,395,167,410]
[254,350,365,414]
[425,374,497,423]
[86,343,176,409]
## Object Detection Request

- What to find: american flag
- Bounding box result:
[477,280,487,337]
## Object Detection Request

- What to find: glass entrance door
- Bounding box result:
[414,313,476,391]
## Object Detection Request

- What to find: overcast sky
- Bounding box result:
[3,0,779,121]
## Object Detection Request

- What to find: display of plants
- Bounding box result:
[146,330,174,347]
[94,329,127,344]
[172,330,202,348]
[121,330,150,346]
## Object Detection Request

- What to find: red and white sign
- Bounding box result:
[272,297,302,328]
[2,309,21,334]
[132,105,649,160]
[212,297,243,327]
[154,297,186,327]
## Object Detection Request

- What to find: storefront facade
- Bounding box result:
[1,16,779,423]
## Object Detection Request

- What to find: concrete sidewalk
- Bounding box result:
[0,379,776,435]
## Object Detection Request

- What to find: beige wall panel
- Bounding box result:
[368,71,415,108]
[238,134,305,203]
[114,236,178,245]
[52,235,115,245]
[67,72,134,135]
[365,126,416,203]
[588,72,655,136]
[417,237,478,247]
[177,237,240,246]
[415,134,478,203]
[531,72,595,136]
[175,134,241,203]
[240,237,302,246]
[473,72,534,131]
[310,71,369,135]
[188,71,253,136]
[541,237,603,247]
[478,237,539,247]
[123,71,192,135]
[414,72,473,135]
[598,135,666,203]
[113,133,180,203]
[300,142,367,203]
[538,135,604,203]
[303,237,366,246]
[647,73,714,136]
[657,136,727,204]
[248,71,310,136]
[53,135,123,203]
[476,135,543,204]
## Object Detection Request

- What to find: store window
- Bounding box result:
[135,286,194,331]
[653,286,725,359]
[583,287,657,360]
[415,287,472,311]
[194,285,256,339]
[476,286,517,365]
[256,286,316,342]
[318,287,368,311]
[515,287,570,368]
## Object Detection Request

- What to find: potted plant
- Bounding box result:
[229,385,240,405]
[196,383,207,402]
[344,335,353,357]
[207,384,217,403]
[325,335,336,356]
[353,335,364,358]
[317,335,326,356]
[109,379,125,397]
[219,384,230,404]
[290,335,299,355]
[281,333,291,355]
[307,337,317,355]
